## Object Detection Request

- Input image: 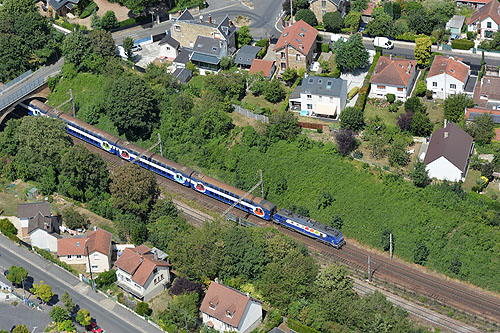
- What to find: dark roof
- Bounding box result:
[173,67,193,83]
[269,328,285,333]
[48,0,80,11]
[191,53,221,65]
[310,0,343,8]
[301,75,347,97]
[466,107,500,123]
[289,84,302,100]
[217,16,237,40]
[193,36,225,56]
[18,202,51,219]
[177,8,195,21]
[173,48,191,65]
[234,45,262,66]
[28,213,60,235]
[159,35,180,49]
[464,75,477,93]
[424,122,474,172]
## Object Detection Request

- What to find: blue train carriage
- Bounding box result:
[29,100,120,154]
[115,140,193,187]
[190,171,276,220]
[273,209,345,248]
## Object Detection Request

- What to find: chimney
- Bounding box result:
[228,19,233,26]
[199,15,203,23]
[215,277,219,284]
[209,14,212,24]
[389,54,393,60]
[246,293,250,298]
[406,62,412,75]
[178,10,181,16]
[444,131,449,139]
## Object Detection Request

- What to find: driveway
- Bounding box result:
[341,50,375,106]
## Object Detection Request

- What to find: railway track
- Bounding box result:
[72,137,500,327]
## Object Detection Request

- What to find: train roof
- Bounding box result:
[276,209,342,238]
[192,171,276,211]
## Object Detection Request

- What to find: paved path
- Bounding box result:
[0,235,163,333]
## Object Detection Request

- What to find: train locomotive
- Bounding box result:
[27,100,345,248]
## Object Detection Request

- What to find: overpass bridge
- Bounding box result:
[0,58,64,123]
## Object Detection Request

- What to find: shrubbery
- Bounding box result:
[451,39,475,50]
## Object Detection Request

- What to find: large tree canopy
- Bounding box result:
[332,33,369,72]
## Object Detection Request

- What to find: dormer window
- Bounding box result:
[299,33,305,37]
[209,296,219,310]
[174,25,181,32]
[226,305,236,318]
[226,310,234,318]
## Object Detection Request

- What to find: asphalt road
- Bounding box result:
[0,302,51,333]
[0,235,162,333]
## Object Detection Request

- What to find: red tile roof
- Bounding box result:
[427,56,469,83]
[57,228,111,257]
[495,128,500,141]
[362,1,377,16]
[370,56,417,87]
[249,59,275,77]
[58,238,86,256]
[273,20,318,56]
[467,0,500,25]
[200,281,260,329]
[465,107,500,120]
[114,246,171,287]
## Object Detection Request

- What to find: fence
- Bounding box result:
[298,121,325,130]
[0,77,44,110]
[232,104,269,123]
[134,36,152,46]
[226,213,261,228]
[0,70,32,94]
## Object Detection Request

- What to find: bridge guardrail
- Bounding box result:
[0,76,44,110]
[0,70,33,94]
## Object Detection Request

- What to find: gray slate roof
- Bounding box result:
[18,202,50,219]
[269,328,285,333]
[424,122,473,172]
[173,48,191,65]
[310,0,343,7]
[447,15,466,29]
[301,75,347,97]
[48,0,80,11]
[28,212,61,235]
[193,36,225,56]
[173,67,193,83]
[468,111,500,123]
[234,45,262,66]
[159,35,180,49]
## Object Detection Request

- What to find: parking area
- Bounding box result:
[341,50,375,106]
[0,302,51,332]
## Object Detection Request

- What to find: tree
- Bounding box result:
[106,74,159,141]
[443,93,474,124]
[136,302,152,316]
[58,320,75,333]
[123,36,134,60]
[100,10,118,31]
[411,160,430,187]
[343,11,362,33]
[30,281,54,304]
[264,79,286,103]
[237,25,252,48]
[340,106,365,131]
[281,67,298,86]
[414,36,432,66]
[169,276,203,296]
[332,33,369,72]
[110,163,160,218]
[282,0,309,15]
[413,241,429,265]
[465,114,494,145]
[267,112,301,142]
[6,265,27,286]
[159,292,200,331]
[335,129,356,156]
[148,215,190,251]
[220,56,234,70]
[404,96,426,114]
[88,30,116,58]
[12,325,29,333]
[148,199,179,224]
[76,308,92,326]
[58,145,109,202]
[50,306,69,323]
[369,135,386,159]
[2,0,37,16]
[387,135,410,167]
[94,270,117,288]
[410,111,433,137]
[314,264,355,296]
[365,13,393,37]
[91,11,101,30]
[62,207,86,230]
[323,11,343,32]
[408,12,436,35]
[295,9,318,26]
[397,111,413,132]
[62,31,91,70]
[331,215,344,230]
[351,0,368,12]
[62,291,74,314]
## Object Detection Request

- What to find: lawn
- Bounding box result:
[242,90,290,113]
[423,99,444,130]
[462,169,481,191]
[188,75,206,90]
[149,290,172,321]
[364,98,404,126]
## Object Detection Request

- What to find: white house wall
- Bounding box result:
[468,17,499,38]
[426,156,463,182]
[142,266,171,301]
[86,251,110,273]
[159,44,178,60]
[369,84,408,100]
[427,73,467,99]
[116,269,145,297]
[299,93,342,118]
[238,300,262,333]
[30,229,58,252]
[202,313,237,333]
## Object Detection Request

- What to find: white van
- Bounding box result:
[374,37,394,49]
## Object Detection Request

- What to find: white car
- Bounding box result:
[373,37,394,49]
[130,45,142,52]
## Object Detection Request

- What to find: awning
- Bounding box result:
[191,52,220,65]
[315,103,337,116]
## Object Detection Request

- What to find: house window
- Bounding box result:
[296,54,301,61]
[126,277,131,282]
[397,87,403,92]
[67,255,72,260]
[377,85,386,90]
[322,0,327,7]
[174,25,181,32]
[319,96,322,101]
[432,82,437,87]
[281,62,286,70]
[450,84,456,89]
[281,52,286,59]
[307,104,313,109]
[76,255,82,259]
[322,9,326,15]
[166,46,170,50]
[487,22,492,28]
[307,94,312,99]
[94,254,99,260]
[91,265,98,270]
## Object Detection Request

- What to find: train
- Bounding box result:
[27,100,345,248]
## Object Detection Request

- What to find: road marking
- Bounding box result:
[197,3,241,16]
[0,238,157,333]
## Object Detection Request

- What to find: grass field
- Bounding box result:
[242,93,284,113]
[364,99,404,126]
[462,169,481,191]
[423,99,444,130]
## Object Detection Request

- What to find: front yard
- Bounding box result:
[364,99,404,126]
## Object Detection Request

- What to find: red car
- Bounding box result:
[86,321,103,333]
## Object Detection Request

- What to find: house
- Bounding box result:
[170,9,236,53]
[369,56,417,101]
[426,56,470,99]
[17,202,51,238]
[172,48,192,69]
[28,213,61,252]
[309,0,347,22]
[47,0,80,17]
[114,245,171,301]
[173,67,193,83]
[473,75,500,109]
[467,0,500,38]
[361,0,377,23]
[58,228,112,273]
[446,15,466,36]
[424,122,474,182]
[158,35,180,61]
[466,107,500,122]
[288,75,347,118]
[190,36,227,72]
[456,0,492,9]
[200,281,262,333]
[234,45,262,69]
[274,20,318,74]
[249,59,276,79]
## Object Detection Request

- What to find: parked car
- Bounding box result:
[3,269,8,277]
[86,321,103,333]
[374,37,394,49]
[130,45,142,52]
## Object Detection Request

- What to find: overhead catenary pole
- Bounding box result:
[390,233,393,259]
[70,89,75,117]
[158,133,163,157]
[222,170,263,217]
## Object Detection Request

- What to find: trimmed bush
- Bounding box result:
[348,86,360,100]
[321,43,329,53]
[386,93,396,104]
[451,39,475,50]
[80,1,98,19]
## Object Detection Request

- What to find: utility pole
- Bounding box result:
[290,0,293,24]
[21,275,26,301]
[260,169,264,198]
[86,245,96,292]
[70,89,75,117]
[222,170,263,217]
[158,133,163,157]
[389,233,393,259]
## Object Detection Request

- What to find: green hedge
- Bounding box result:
[355,51,380,110]
[348,86,360,100]
[451,39,475,50]
[33,246,80,276]
[118,16,149,28]
[287,318,321,333]
[395,32,437,44]
[80,1,98,19]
